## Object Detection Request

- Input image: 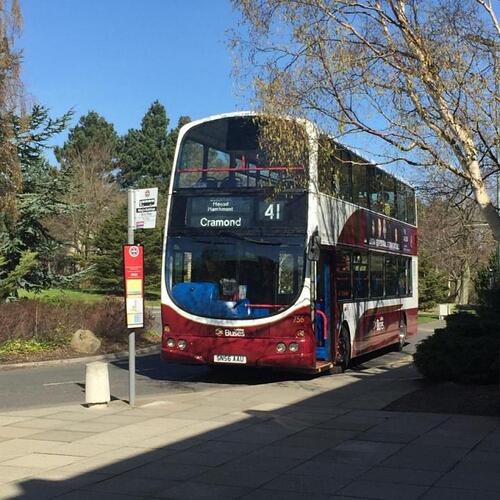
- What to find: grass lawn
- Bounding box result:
[418,311,440,324]
[18,288,160,307]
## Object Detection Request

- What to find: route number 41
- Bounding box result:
[264,202,282,220]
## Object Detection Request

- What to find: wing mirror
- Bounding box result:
[307,231,321,261]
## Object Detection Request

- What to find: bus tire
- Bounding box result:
[338,323,351,372]
[396,316,407,352]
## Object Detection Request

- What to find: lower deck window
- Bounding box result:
[336,247,413,300]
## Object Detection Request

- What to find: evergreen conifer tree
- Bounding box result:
[91,203,164,297]
[0,105,73,295]
[418,252,449,311]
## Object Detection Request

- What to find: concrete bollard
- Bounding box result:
[85,361,110,405]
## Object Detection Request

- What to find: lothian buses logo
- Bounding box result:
[373,317,385,332]
[215,328,245,337]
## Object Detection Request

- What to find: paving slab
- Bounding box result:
[263,472,351,495]
[314,440,403,466]
[357,465,442,486]
[338,479,429,499]
[436,461,500,492]
[126,460,210,481]
[1,453,82,469]
[0,465,41,483]
[0,427,41,440]
[195,466,279,488]
[81,475,180,497]
[8,418,72,430]
[240,489,331,500]
[153,481,251,499]
[381,443,471,471]
[420,486,500,500]
[26,430,93,443]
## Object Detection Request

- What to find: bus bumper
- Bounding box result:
[160,336,315,370]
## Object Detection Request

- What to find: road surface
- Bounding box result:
[0,321,442,411]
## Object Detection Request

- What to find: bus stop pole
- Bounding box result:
[127,188,136,407]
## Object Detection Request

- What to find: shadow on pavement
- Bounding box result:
[7,351,441,499]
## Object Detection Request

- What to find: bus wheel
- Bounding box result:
[338,324,351,372]
[396,317,407,352]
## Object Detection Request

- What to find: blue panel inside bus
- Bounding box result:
[171,282,269,318]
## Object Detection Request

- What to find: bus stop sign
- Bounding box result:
[123,244,144,328]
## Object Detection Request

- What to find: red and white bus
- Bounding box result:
[161,112,417,373]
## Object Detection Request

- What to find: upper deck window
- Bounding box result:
[318,136,415,225]
[174,117,306,190]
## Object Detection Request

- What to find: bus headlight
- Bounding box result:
[166,338,176,348]
[276,342,286,353]
[288,342,299,352]
[177,339,187,350]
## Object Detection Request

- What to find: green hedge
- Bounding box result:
[414,310,499,384]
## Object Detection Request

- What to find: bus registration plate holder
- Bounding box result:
[213,354,247,364]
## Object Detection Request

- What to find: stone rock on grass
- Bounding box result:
[70,329,101,354]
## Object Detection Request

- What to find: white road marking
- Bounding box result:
[43,381,83,387]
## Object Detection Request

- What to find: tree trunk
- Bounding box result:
[468,160,500,242]
[457,262,471,305]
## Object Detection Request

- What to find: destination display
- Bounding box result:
[187,197,253,228]
[170,194,307,231]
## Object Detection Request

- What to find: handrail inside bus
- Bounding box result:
[178,166,305,173]
[315,309,328,340]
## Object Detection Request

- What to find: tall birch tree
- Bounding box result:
[232,0,500,241]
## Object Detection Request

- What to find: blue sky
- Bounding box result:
[18,0,418,183]
[20,0,241,145]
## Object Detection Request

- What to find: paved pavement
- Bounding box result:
[0,322,499,499]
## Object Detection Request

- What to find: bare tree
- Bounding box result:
[419,192,495,304]
[0,0,23,220]
[51,143,122,267]
[232,0,500,240]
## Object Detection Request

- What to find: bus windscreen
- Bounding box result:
[166,235,305,320]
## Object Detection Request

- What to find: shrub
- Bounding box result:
[0,298,154,349]
[414,309,499,384]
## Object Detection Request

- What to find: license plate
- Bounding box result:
[213,354,247,364]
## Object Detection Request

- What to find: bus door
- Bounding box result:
[315,250,334,361]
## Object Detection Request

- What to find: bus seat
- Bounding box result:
[220,177,241,189]
[172,282,219,311]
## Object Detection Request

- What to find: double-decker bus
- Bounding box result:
[161,112,417,373]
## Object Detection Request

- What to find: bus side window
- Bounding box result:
[396,180,407,222]
[338,149,353,202]
[368,167,382,212]
[382,174,396,217]
[351,160,369,208]
[406,187,416,224]
[335,249,352,300]
[318,136,338,195]
[353,252,368,299]
[398,257,412,296]
[385,255,398,297]
[370,253,384,298]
